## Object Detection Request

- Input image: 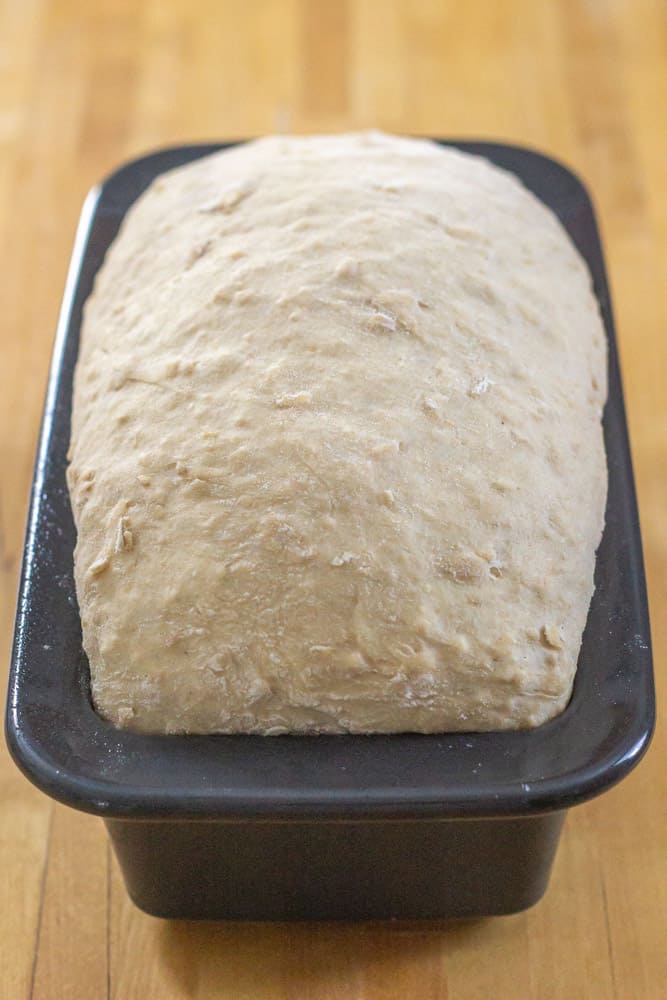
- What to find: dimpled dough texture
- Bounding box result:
[68,132,608,734]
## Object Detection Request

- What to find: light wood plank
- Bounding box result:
[30,808,108,1000]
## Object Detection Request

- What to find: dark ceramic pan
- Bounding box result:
[5,142,654,919]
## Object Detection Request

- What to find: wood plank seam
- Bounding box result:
[28,803,53,1000]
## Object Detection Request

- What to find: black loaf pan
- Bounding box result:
[5,142,655,920]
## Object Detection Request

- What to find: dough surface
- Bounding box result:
[68,132,608,733]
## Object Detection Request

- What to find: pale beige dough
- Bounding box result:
[67,132,608,733]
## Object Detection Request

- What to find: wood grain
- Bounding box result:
[0,1,665,997]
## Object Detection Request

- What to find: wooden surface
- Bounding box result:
[1,1,665,997]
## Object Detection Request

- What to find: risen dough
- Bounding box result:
[68,132,607,733]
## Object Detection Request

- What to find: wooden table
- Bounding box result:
[1,1,664,997]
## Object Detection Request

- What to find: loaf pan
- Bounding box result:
[5,142,655,920]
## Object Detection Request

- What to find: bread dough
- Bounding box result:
[67,132,607,733]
